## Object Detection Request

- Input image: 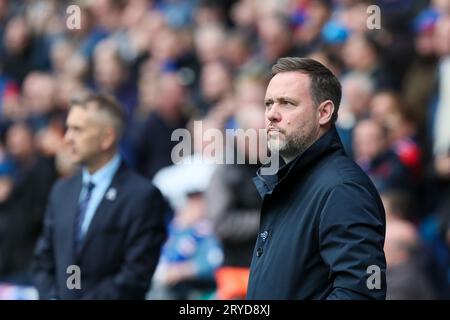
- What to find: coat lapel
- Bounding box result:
[64,173,82,262]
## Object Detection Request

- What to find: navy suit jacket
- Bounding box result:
[33,162,168,299]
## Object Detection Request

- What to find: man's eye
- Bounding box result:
[283,100,296,106]
[265,101,272,107]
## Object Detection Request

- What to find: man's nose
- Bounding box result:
[63,130,72,144]
[266,104,282,122]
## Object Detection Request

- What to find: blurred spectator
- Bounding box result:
[223,32,253,72]
[402,8,439,130]
[342,32,397,90]
[149,192,222,300]
[370,90,422,181]
[429,16,450,237]
[134,72,189,179]
[336,71,374,157]
[0,73,20,129]
[339,0,375,35]
[384,213,437,299]
[0,0,9,41]
[431,16,450,158]
[292,0,332,54]
[230,0,258,34]
[353,119,412,193]
[54,75,88,113]
[92,40,137,116]
[21,72,57,131]
[61,3,108,79]
[5,121,57,215]
[382,190,438,299]
[0,122,56,283]
[0,15,50,85]
[198,61,233,114]
[234,74,267,108]
[0,157,22,280]
[252,13,299,71]
[50,39,76,76]
[148,26,182,70]
[206,105,264,299]
[194,24,227,65]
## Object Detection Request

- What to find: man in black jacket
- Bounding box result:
[247,57,386,300]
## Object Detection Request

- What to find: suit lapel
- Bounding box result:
[65,173,82,262]
[78,163,127,253]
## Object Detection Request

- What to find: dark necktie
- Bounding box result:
[74,181,95,253]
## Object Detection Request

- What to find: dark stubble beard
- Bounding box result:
[268,125,320,163]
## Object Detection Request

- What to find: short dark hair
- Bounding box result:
[381,190,416,221]
[271,57,342,123]
[70,92,126,139]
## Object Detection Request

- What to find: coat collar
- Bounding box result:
[254,125,344,198]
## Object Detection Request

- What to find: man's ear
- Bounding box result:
[318,100,334,126]
[100,126,116,151]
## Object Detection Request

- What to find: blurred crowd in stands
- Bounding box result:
[0,0,450,299]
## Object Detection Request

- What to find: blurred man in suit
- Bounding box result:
[33,93,168,299]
